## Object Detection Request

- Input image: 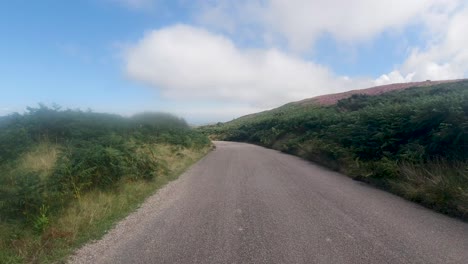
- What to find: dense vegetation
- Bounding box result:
[0,105,210,263]
[200,81,468,220]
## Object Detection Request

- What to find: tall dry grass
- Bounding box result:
[392,160,468,219]
[17,142,60,180]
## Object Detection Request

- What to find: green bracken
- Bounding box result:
[199,80,468,220]
[0,106,211,263]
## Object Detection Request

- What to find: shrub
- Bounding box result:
[0,171,44,221]
[128,147,167,181]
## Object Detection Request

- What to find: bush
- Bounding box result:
[128,147,167,181]
[0,171,44,221]
[50,143,126,194]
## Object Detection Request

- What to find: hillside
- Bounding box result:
[211,79,466,128]
[199,80,468,220]
[296,79,465,106]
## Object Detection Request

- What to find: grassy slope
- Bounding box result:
[199,81,468,220]
[0,108,212,263]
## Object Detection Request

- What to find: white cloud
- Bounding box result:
[125,24,373,108]
[198,0,460,51]
[263,0,429,50]
[374,71,415,86]
[377,4,468,83]
[198,0,467,85]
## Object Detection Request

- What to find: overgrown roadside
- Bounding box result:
[0,106,212,263]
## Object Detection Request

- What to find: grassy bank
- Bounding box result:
[200,81,468,220]
[0,106,211,263]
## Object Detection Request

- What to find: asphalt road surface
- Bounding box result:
[70,141,468,264]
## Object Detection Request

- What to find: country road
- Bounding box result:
[70,141,468,264]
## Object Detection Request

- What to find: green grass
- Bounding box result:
[0,143,211,263]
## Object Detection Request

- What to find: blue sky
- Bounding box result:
[1,0,467,123]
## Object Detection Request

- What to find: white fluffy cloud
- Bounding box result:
[263,0,432,50]
[197,0,459,51]
[374,71,415,86]
[125,25,372,108]
[195,0,467,87]
[376,4,468,85]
